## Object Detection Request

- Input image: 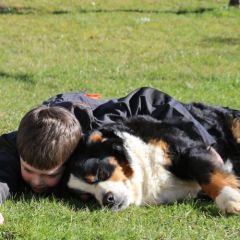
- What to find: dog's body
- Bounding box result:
[67,106,240,214]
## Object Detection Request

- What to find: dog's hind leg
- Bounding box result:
[181,147,240,214]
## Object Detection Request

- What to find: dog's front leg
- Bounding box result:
[201,171,240,214]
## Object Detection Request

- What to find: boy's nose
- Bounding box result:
[31,175,44,186]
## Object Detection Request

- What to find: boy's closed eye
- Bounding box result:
[46,172,62,178]
[23,167,33,174]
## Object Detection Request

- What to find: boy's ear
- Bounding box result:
[87,130,106,144]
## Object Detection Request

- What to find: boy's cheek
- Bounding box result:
[21,169,31,182]
[44,175,63,187]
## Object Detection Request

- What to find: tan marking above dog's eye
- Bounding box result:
[88,131,104,143]
[85,175,96,183]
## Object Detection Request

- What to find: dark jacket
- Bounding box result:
[0,87,239,203]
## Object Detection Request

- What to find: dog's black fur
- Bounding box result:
[79,111,240,179]
[67,105,240,213]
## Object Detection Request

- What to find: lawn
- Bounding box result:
[0,0,240,239]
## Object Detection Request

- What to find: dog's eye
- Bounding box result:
[97,168,109,182]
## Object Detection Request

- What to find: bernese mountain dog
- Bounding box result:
[67,113,240,214]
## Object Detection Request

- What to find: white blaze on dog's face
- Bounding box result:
[68,172,134,210]
[68,157,134,210]
[67,131,136,211]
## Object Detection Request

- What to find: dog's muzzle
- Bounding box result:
[102,191,127,211]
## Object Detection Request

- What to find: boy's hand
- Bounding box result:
[0,212,4,224]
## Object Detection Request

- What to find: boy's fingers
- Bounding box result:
[0,212,4,224]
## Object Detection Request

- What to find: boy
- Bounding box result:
[0,87,239,223]
[17,105,81,194]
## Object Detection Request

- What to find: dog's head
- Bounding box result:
[67,129,138,211]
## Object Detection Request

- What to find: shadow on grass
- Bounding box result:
[13,190,101,212]
[63,195,101,212]
[0,4,215,16]
[76,7,215,15]
[201,36,240,46]
[160,196,223,218]
[13,190,225,217]
[189,199,223,217]
[0,230,16,240]
[0,71,35,84]
[0,5,35,14]
[13,190,238,219]
[52,10,70,15]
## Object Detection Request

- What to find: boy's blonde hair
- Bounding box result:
[17,105,81,170]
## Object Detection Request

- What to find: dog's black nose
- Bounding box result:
[102,192,115,207]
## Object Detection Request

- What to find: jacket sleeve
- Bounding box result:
[0,182,9,204]
[0,131,22,204]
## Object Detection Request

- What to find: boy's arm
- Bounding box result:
[0,131,22,204]
[0,132,20,225]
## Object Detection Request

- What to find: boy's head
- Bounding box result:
[17,105,81,192]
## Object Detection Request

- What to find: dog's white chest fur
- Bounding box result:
[120,132,201,205]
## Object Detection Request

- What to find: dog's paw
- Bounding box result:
[216,186,240,214]
[231,118,240,143]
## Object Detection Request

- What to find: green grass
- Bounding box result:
[0,0,240,239]
[1,196,240,240]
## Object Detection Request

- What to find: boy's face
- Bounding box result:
[20,159,65,193]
